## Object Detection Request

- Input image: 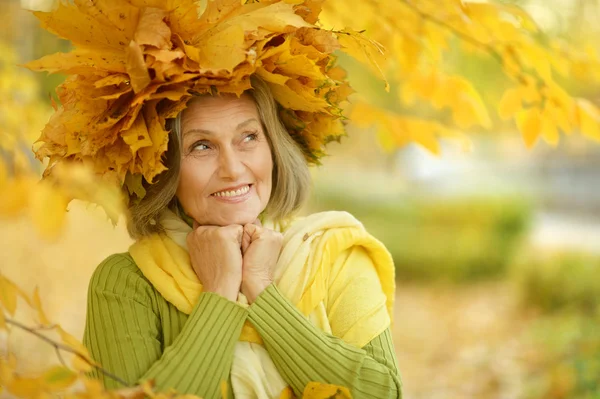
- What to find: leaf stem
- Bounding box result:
[4,317,129,387]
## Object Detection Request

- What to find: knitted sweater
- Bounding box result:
[83,252,402,398]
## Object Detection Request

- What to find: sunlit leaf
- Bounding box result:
[43,366,77,391]
[336,28,389,91]
[576,99,600,142]
[303,382,352,398]
[28,181,69,239]
[58,326,93,372]
[498,88,522,121]
[0,275,19,316]
[516,108,542,148]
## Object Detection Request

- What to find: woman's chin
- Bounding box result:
[208,212,261,227]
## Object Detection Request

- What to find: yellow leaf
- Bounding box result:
[337,28,389,91]
[498,88,522,120]
[7,377,43,399]
[228,2,313,33]
[134,8,170,50]
[25,47,127,75]
[0,160,7,189]
[114,386,148,399]
[545,102,573,134]
[33,1,131,48]
[0,177,33,218]
[0,353,16,386]
[268,80,329,112]
[126,40,152,93]
[221,380,228,399]
[28,181,69,239]
[516,108,542,148]
[303,382,352,398]
[278,386,294,399]
[392,33,421,74]
[0,275,19,316]
[256,67,290,85]
[577,99,600,141]
[517,79,540,104]
[412,128,441,155]
[196,24,246,71]
[58,326,93,372]
[276,52,325,81]
[520,43,552,81]
[541,117,559,147]
[139,104,169,183]
[122,113,152,155]
[497,3,539,32]
[43,366,77,391]
[33,287,51,326]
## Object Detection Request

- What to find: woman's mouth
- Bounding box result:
[211,184,252,200]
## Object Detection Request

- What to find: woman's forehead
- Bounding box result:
[181,94,261,134]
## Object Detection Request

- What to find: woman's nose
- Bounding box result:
[217,147,245,180]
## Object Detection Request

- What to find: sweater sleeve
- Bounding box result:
[247,246,402,398]
[83,254,246,398]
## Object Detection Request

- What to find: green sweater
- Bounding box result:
[83,253,402,398]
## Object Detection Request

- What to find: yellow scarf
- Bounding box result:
[129,210,395,398]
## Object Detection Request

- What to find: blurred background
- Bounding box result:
[1,0,600,398]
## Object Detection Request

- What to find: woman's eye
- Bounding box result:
[243,132,258,143]
[192,142,210,151]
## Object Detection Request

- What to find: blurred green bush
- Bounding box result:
[511,252,600,398]
[524,312,600,399]
[309,188,532,282]
[511,251,600,314]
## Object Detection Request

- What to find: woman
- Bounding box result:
[83,78,402,398]
[27,1,402,398]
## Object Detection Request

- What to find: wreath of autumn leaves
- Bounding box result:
[26,0,359,202]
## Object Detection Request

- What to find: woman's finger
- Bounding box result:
[242,229,251,254]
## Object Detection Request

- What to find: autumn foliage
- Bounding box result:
[2,0,600,398]
[320,0,600,153]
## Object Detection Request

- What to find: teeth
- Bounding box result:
[213,185,250,197]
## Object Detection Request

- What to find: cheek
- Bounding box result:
[177,159,210,198]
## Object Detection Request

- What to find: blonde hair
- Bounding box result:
[127,77,311,238]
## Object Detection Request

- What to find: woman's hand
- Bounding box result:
[187,222,244,302]
[241,220,283,303]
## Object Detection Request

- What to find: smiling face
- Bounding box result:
[176,94,274,226]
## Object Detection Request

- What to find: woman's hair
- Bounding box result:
[127,77,311,238]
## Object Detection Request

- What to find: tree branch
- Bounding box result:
[4,318,129,387]
[398,0,542,87]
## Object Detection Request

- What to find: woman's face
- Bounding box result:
[176,94,273,226]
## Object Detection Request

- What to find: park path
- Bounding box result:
[392,282,539,399]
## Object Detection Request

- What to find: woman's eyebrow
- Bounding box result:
[236,118,260,129]
[183,118,260,137]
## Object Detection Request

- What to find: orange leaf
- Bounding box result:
[134,8,171,50]
[33,1,130,48]
[126,41,151,93]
